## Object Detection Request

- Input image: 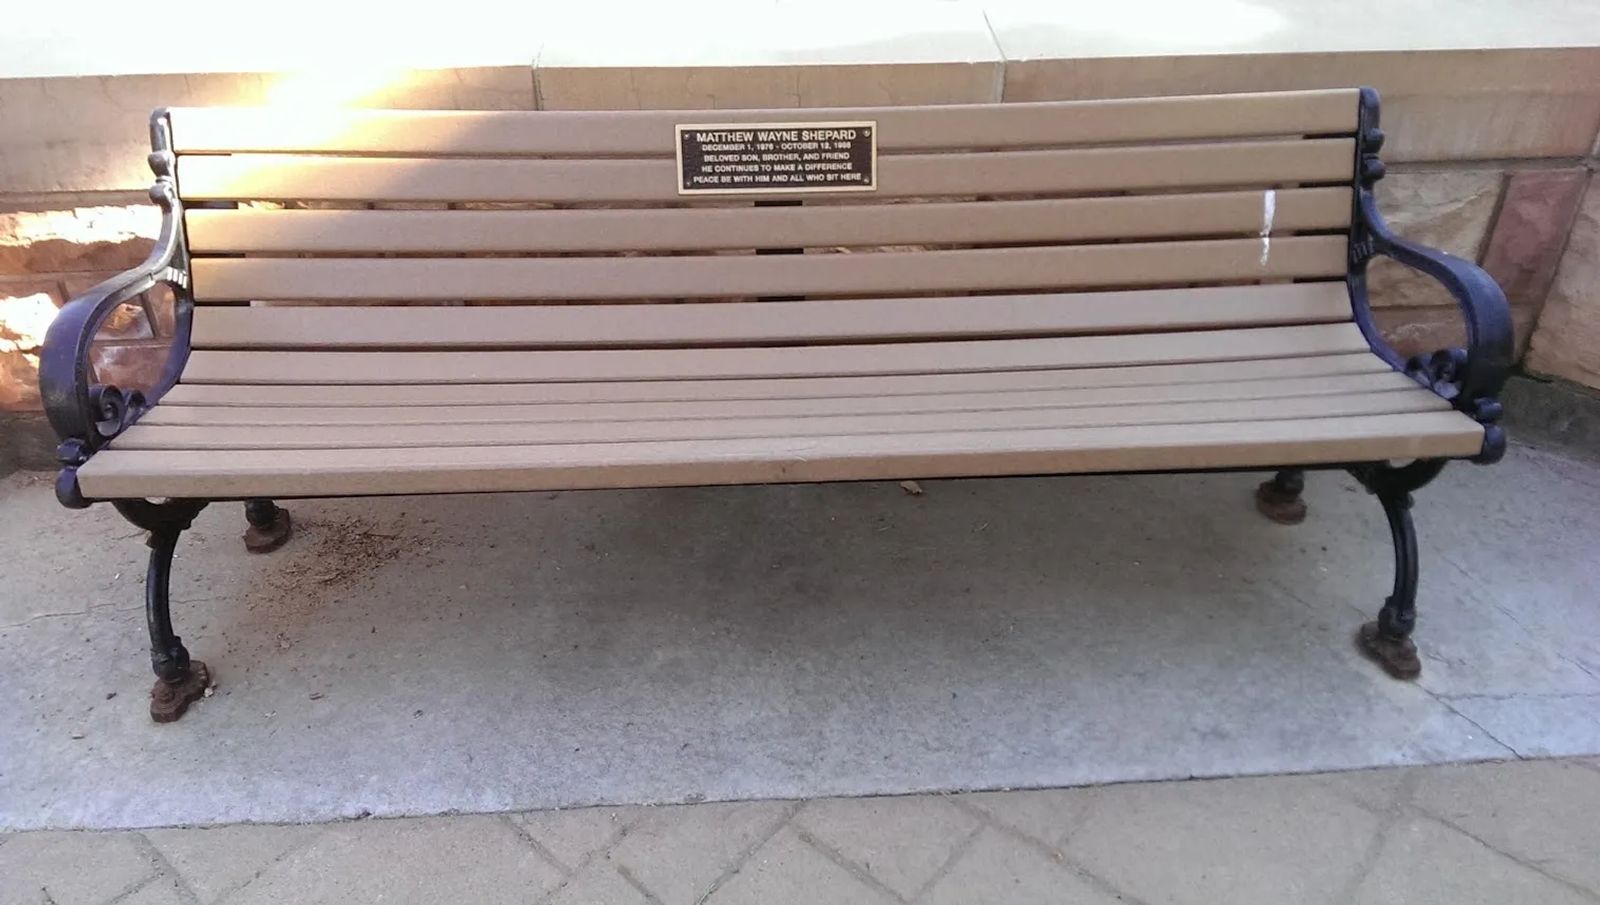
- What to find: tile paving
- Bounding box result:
[5,758,1597,905]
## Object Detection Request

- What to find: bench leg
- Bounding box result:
[1349,460,1443,680]
[1356,489,1422,678]
[114,500,212,722]
[1255,468,1307,524]
[243,498,292,554]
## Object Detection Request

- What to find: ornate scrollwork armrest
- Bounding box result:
[1346,88,1513,464]
[40,111,193,507]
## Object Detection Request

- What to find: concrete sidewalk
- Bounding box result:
[4,757,1599,905]
[3,439,1600,830]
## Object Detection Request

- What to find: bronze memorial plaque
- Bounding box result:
[676,121,877,195]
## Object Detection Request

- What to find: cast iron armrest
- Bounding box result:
[1346,88,1511,463]
[1356,191,1515,410]
[40,112,193,508]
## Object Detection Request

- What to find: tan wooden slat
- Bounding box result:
[167,90,1360,156]
[175,139,1355,204]
[178,323,1371,385]
[77,411,1484,500]
[190,236,1347,302]
[190,284,1353,350]
[139,371,1421,426]
[184,188,1352,254]
[160,353,1395,407]
[114,392,1446,451]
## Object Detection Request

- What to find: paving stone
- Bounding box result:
[512,805,640,872]
[1412,759,1600,895]
[549,860,651,905]
[1066,776,1382,905]
[703,827,896,905]
[145,822,324,904]
[227,815,563,905]
[920,826,1122,905]
[0,830,155,905]
[609,800,790,905]
[1311,765,1418,813]
[116,875,191,905]
[794,795,979,898]
[1352,817,1594,905]
[1443,695,1600,758]
[956,787,1093,849]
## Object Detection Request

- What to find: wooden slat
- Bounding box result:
[190,284,1353,350]
[76,411,1484,500]
[160,353,1396,407]
[113,392,1446,451]
[177,324,1371,385]
[190,236,1347,302]
[139,372,1421,426]
[184,188,1352,254]
[167,90,1360,156]
[175,139,1355,204]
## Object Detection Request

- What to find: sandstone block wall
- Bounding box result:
[1527,180,1600,388]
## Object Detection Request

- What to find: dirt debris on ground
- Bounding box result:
[241,515,441,624]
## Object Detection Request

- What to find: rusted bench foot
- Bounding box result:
[151,660,211,723]
[115,499,213,722]
[243,499,292,554]
[1255,469,1307,524]
[1357,621,1420,680]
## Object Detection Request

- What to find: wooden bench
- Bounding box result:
[42,88,1512,721]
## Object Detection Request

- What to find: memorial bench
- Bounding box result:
[42,88,1511,722]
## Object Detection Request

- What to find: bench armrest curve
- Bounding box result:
[1356,191,1514,409]
[40,112,192,507]
[1346,88,1511,464]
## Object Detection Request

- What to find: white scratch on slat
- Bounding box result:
[1259,189,1277,267]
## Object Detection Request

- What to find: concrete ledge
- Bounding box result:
[1001,48,1600,162]
[0,68,535,196]
[535,62,1003,111]
[0,411,54,476]
[1502,374,1600,462]
[981,0,1600,58]
[4,1,1599,194]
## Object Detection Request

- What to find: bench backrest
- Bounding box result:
[166,89,1360,371]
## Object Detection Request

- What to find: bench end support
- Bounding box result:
[115,499,213,722]
[1348,460,1442,680]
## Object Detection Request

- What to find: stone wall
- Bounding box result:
[1527,179,1600,388]
[1369,166,1589,361]
[5,4,1600,471]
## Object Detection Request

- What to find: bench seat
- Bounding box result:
[80,321,1482,499]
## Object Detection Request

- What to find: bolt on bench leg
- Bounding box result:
[1357,489,1422,679]
[1255,468,1307,524]
[243,498,292,554]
